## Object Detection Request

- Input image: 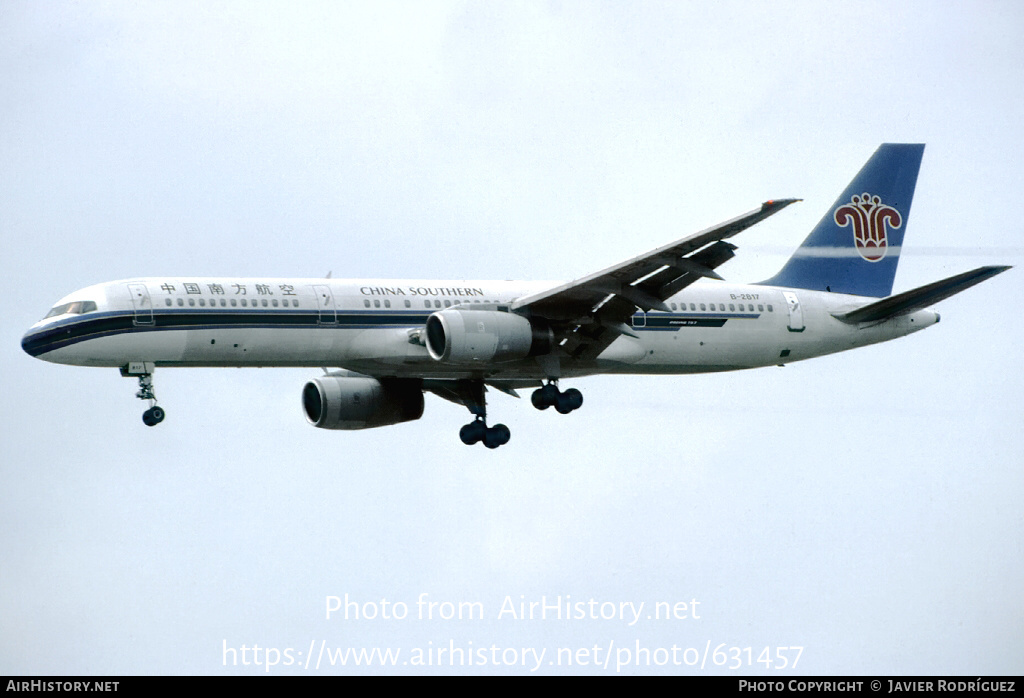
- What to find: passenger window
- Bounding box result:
[364,300,371,308]
[231,299,237,307]
[384,300,391,308]
[404,300,411,308]
[767,304,773,312]
[700,303,706,311]
[177,298,184,307]
[374,300,380,308]
[758,304,764,312]
[424,300,431,308]
[292,300,299,307]
[189,298,196,307]
[444,300,451,308]
[165,298,172,306]
[199,299,206,307]
[434,300,441,308]
[262,299,268,307]
[729,304,735,311]
[241,299,247,307]
[272,299,279,307]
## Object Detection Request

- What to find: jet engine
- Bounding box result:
[424,308,554,364]
[302,374,424,430]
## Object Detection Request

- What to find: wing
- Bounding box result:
[512,198,800,360]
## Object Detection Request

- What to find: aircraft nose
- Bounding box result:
[22,325,53,359]
[22,327,39,357]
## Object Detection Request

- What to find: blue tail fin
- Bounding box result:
[758,143,925,297]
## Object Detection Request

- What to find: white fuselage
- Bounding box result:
[22,277,939,379]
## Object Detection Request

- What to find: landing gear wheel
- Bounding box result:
[142,406,165,427]
[563,388,583,411]
[460,420,487,445]
[536,383,559,410]
[483,424,511,449]
[531,383,559,410]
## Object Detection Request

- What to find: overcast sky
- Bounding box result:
[2,0,1022,675]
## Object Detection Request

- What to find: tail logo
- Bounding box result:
[834,193,902,262]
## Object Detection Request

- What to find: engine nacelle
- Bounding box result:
[424,308,553,364]
[302,374,424,430]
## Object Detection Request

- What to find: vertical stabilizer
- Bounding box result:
[758,143,925,297]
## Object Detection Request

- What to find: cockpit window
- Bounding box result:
[44,300,98,318]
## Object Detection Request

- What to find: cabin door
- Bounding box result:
[127,283,154,326]
[782,291,804,332]
[313,285,337,324]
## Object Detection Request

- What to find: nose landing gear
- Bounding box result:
[121,363,165,426]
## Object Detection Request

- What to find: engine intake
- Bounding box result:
[425,308,553,364]
[302,374,424,430]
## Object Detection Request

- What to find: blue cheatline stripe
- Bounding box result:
[22,309,435,357]
[23,308,761,357]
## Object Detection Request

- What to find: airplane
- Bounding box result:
[21,144,1010,448]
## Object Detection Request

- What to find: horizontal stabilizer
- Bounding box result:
[833,266,1011,324]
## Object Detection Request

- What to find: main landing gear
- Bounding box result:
[455,380,583,448]
[531,381,583,414]
[452,379,511,449]
[121,363,165,426]
[459,418,511,449]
